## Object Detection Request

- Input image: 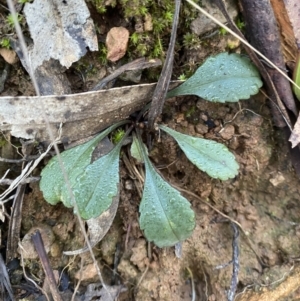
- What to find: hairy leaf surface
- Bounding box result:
[159,125,239,180]
[138,137,195,247]
[167,52,262,102]
[40,123,123,208]
[70,142,121,219]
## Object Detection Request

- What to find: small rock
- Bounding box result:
[75,263,97,281]
[195,123,208,134]
[229,136,239,150]
[125,179,133,190]
[18,225,55,259]
[219,124,235,140]
[269,173,285,187]
[106,27,129,62]
[130,239,148,271]
[176,113,185,123]
[0,48,18,64]
[144,14,153,31]
[118,258,138,279]
[50,242,61,257]
[188,124,196,136]
[191,0,238,36]
[181,120,188,127]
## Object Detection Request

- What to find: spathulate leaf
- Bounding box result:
[40,122,125,207]
[138,138,195,247]
[159,125,239,180]
[70,143,121,219]
[167,52,263,102]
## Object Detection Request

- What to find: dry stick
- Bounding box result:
[19,244,50,301]
[227,223,239,301]
[6,185,25,264]
[92,57,161,91]
[6,1,112,298]
[31,231,63,301]
[0,157,25,163]
[71,257,83,301]
[147,0,181,129]
[0,177,40,186]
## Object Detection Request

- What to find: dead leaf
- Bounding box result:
[0,82,180,143]
[289,114,300,147]
[23,0,98,70]
[84,283,126,301]
[282,0,300,48]
[63,192,119,256]
[270,0,298,61]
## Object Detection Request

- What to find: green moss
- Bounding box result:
[112,128,126,144]
[0,137,7,148]
[0,37,10,49]
[98,43,108,65]
[185,105,196,118]
[178,73,187,81]
[236,17,245,31]
[6,13,23,28]
[183,33,201,49]
[219,27,227,36]
[92,0,115,13]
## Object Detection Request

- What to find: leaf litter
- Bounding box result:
[1,0,300,300]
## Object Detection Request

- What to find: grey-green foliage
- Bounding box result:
[159,125,239,180]
[69,142,121,219]
[40,122,125,218]
[167,52,263,102]
[39,51,261,247]
[130,134,146,163]
[134,134,195,247]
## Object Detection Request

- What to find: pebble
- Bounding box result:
[75,263,97,281]
[195,123,208,134]
[18,225,55,259]
[106,27,129,62]
[219,124,235,140]
[0,48,18,64]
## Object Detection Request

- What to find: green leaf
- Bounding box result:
[40,122,125,207]
[167,52,262,102]
[70,143,121,219]
[137,137,195,247]
[130,134,147,163]
[159,125,239,180]
[293,53,300,101]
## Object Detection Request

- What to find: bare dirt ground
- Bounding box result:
[1,1,300,301]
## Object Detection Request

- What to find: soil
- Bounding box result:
[1,1,300,301]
